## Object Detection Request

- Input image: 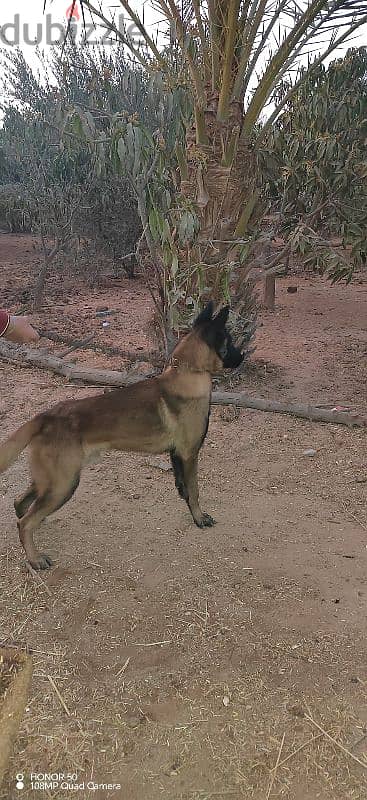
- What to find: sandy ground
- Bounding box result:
[0,234,366,800]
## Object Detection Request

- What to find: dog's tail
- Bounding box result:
[0,418,41,473]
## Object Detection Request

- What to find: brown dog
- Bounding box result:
[0,302,243,569]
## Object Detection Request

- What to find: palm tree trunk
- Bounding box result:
[33,238,60,311]
[179,92,259,318]
[263,274,276,310]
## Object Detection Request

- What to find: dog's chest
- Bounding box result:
[161,395,210,455]
[182,397,209,436]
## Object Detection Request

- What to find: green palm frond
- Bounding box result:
[62,0,366,134]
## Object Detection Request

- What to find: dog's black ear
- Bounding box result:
[194,301,214,327]
[213,306,230,328]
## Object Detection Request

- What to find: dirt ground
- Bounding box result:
[0,234,367,800]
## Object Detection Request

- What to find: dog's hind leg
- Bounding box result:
[18,474,80,570]
[173,450,216,528]
[14,484,37,519]
[18,492,56,570]
[17,439,82,569]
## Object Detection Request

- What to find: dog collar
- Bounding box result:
[168,357,209,374]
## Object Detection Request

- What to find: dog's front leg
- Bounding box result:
[172,450,216,528]
[170,451,187,499]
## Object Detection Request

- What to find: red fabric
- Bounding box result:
[0,310,10,337]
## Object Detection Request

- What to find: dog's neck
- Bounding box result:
[167,356,210,375]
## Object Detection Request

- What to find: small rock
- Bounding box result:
[302,448,317,457]
[145,458,172,472]
[222,695,230,707]
[287,286,298,293]
[157,461,172,471]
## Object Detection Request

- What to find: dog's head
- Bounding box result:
[193,301,243,371]
[171,302,244,374]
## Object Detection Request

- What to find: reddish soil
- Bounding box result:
[0,234,366,800]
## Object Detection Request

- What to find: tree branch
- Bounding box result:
[1,338,365,428]
[239,0,289,99]
[117,0,168,68]
[80,1,155,71]
[164,0,207,109]
[217,0,242,121]
[192,0,209,66]
[232,0,268,100]
[240,0,367,138]
[255,12,367,145]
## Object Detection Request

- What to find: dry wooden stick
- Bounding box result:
[305,714,367,770]
[343,506,367,532]
[266,732,286,799]
[0,340,155,387]
[59,333,95,359]
[116,657,130,677]
[25,561,52,597]
[38,328,161,364]
[133,639,171,647]
[47,675,71,716]
[211,392,366,428]
[271,732,324,770]
[0,340,366,428]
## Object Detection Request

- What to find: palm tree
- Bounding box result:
[60,0,367,330]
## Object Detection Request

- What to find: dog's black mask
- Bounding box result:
[194,302,244,369]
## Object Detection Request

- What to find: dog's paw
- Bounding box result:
[195,513,216,528]
[27,553,53,571]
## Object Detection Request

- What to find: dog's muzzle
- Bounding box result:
[222,347,244,369]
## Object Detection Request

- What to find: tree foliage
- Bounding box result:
[71,0,367,348]
[4,0,367,337]
[262,47,367,281]
[0,46,144,270]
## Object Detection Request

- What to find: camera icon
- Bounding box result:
[15,774,24,790]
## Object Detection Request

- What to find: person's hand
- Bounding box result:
[6,316,40,344]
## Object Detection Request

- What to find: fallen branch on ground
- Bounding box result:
[47,675,71,717]
[305,714,367,771]
[59,333,95,358]
[210,393,366,428]
[38,328,162,365]
[0,340,155,387]
[0,340,365,428]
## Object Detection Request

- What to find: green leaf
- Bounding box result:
[71,114,84,139]
[132,126,142,179]
[171,252,179,277]
[79,111,95,139]
[117,137,127,164]
[148,208,159,242]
